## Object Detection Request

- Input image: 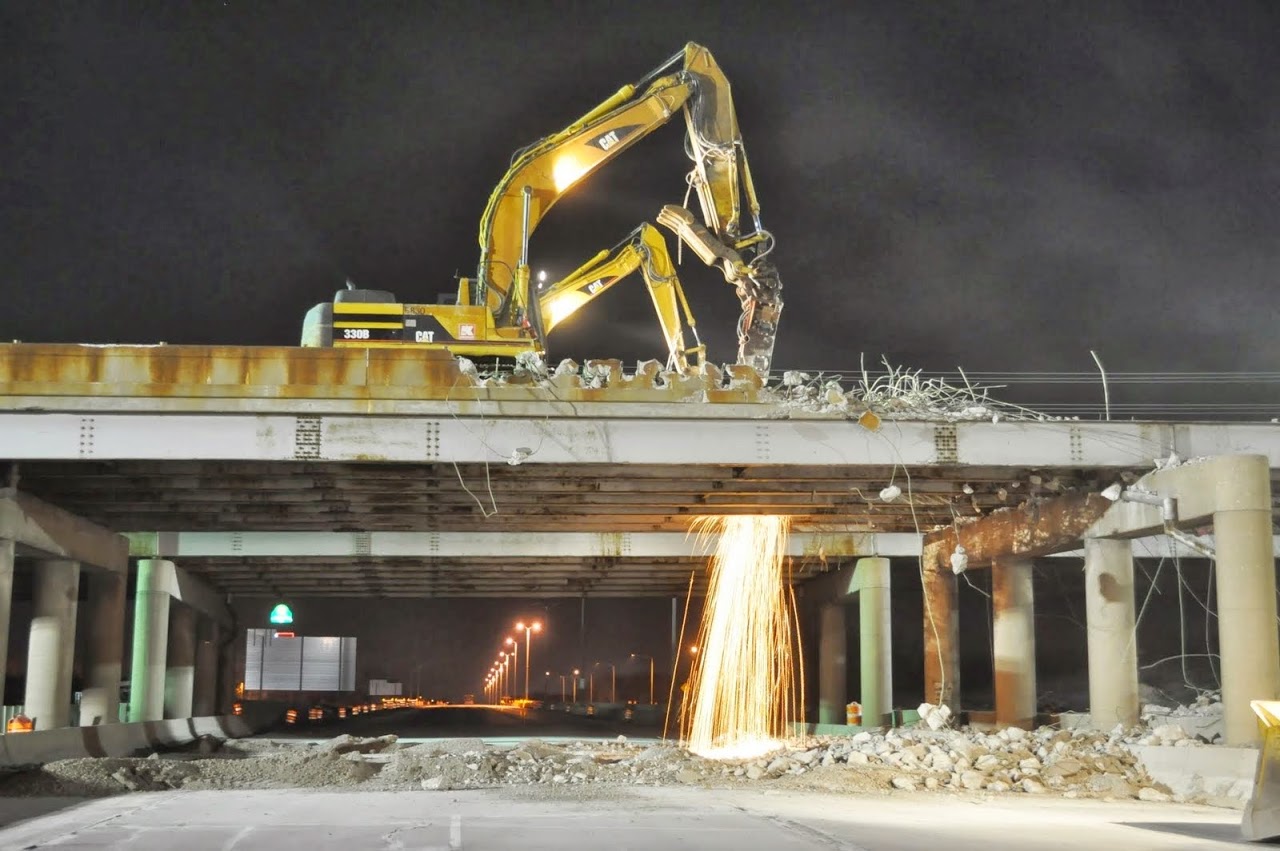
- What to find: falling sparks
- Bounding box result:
[681,515,803,760]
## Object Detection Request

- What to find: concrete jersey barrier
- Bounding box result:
[0,706,283,767]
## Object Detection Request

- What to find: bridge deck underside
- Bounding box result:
[12,459,1146,597]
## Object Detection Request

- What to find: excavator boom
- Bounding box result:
[302,43,784,376]
[538,223,704,373]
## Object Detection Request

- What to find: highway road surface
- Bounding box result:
[0,785,1254,849]
[0,705,1256,849]
[261,703,670,744]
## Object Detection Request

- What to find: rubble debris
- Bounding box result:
[0,726,1202,806]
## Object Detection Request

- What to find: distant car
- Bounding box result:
[462,694,475,705]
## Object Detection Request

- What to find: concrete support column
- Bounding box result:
[855,557,893,726]
[24,560,80,730]
[79,570,126,725]
[817,603,846,724]
[192,619,219,717]
[1084,538,1139,729]
[127,558,171,722]
[922,560,959,710]
[164,603,196,719]
[0,539,14,703]
[992,557,1037,728]
[1214,507,1280,745]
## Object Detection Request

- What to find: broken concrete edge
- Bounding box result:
[0,703,283,767]
[920,491,1114,571]
[1123,743,1259,805]
[0,343,1037,424]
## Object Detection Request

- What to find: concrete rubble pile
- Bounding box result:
[0,720,1205,804]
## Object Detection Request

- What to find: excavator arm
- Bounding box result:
[303,43,783,375]
[473,42,783,373]
[536,223,705,374]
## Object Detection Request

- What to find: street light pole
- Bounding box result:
[572,669,579,703]
[504,638,519,701]
[515,621,542,701]
[630,654,655,705]
[592,661,616,703]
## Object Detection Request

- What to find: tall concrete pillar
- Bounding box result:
[0,539,14,703]
[817,603,846,724]
[79,570,126,725]
[164,603,196,719]
[1084,538,1138,729]
[922,559,960,710]
[128,558,171,722]
[855,557,893,726]
[1215,506,1280,745]
[193,619,219,717]
[24,560,80,730]
[992,557,1037,728]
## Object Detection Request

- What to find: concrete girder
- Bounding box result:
[0,493,128,573]
[3,412,1278,469]
[921,491,1115,571]
[130,530,924,559]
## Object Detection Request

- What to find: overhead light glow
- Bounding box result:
[269,603,293,625]
[553,155,589,192]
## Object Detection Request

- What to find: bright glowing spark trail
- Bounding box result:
[682,515,803,759]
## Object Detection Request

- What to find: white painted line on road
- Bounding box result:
[450,814,463,849]
[220,825,254,850]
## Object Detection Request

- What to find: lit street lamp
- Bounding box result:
[504,638,520,700]
[629,653,655,705]
[572,668,580,704]
[515,620,542,700]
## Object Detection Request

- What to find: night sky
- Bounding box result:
[4,2,1278,378]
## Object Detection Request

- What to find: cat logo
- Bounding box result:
[588,124,640,153]
[586,280,604,294]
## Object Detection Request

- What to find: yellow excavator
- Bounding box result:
[300,43,783,375]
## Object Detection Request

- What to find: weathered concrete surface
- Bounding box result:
[0,343,770,405]
[0,787,1251,849]
[0,709,278,767]
[922,491,1114,570]
[0,493,128,573]
[1125,744,1259,805]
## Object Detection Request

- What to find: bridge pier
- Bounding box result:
[817,604,845,725]
[80,569,127,725]
[128,559,172,722]
[0,539,12,706]
[193,620,220,716]
[165,603,197,719]
[24,560,79,730]
[992,557,1037,728]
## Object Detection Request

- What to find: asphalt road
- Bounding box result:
[261,704,670,744]
[0,786,1254,849]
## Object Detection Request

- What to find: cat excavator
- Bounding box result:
[301,42,783,375]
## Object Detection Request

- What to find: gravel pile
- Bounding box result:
[0,721,1193,804]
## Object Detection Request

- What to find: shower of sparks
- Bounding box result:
[681,515,804,760]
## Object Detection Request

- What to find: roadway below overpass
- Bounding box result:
[261,703,668,743]
[0,704,1254,849]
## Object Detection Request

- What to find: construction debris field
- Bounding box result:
[0,707,1257,849]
